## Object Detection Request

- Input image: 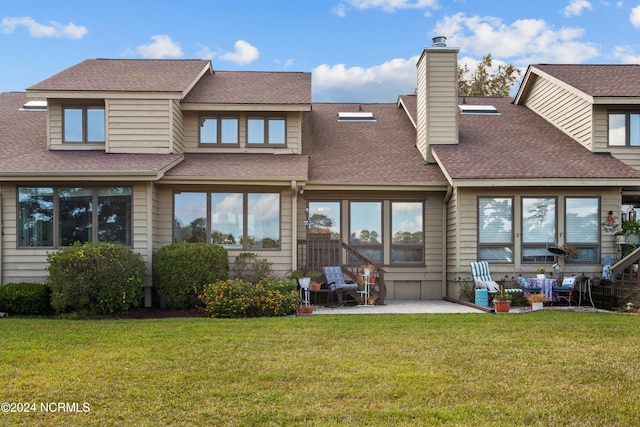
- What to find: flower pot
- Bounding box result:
[367,298,376,305]
[298,277,311,289]
[310,281,321,291]
[616,234,627,244]
[537,274,545,280]
[494,300,511,313]
[369,276,376,284]
[531,302,544,311]
[297,306,314,315]
[363,268,372,276]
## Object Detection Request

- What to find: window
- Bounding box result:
[18,187,132,247]
[609,111,640,146]
[522,197,557,263]
[199,116,239,145]
[349,202,382,263]
[247,115,286,145]
[565,197,599,263]
[391,202,424,264]
[63,105,105,143]
[308,202,340,239]
[478,197,513,262]
[174,192,280,250]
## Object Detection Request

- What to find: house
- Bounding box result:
[2,37,640,307]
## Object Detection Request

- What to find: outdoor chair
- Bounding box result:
[469,261,523,296]
[553,276,577,306]
[322,266,359,306]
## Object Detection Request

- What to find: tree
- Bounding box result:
[458,54,522,96]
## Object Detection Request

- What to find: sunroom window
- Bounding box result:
[521,197,557,263]
[349,201,382,263]
[565,197,599,263]
[391,201,424,264]
[477,197,513,262]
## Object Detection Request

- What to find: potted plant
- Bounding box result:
[622,220,640,244]
[526,293,548,311]
[536,268,545,280]
[493,280,512,313]
[361,263,375,276]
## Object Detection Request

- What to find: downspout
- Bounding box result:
[291,181,298,271]
[442,185,453,298]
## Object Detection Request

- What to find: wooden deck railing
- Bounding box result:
[297,239,386,304]
[601,246,640,309]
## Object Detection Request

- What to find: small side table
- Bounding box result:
[358,274,371,305]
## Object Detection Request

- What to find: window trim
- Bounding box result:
[17,186,132,248]
[608,110,640,147]
[390,200,425,265]
[198,114,240,146]
[245,114,287,146]
[62,104,105,144]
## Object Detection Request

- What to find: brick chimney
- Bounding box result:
[416,36,460,162]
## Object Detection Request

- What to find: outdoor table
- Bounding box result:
[527,278,556,302]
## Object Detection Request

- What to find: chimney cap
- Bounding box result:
[432,36,447,47]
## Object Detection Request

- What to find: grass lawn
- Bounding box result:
[1,310,640,426]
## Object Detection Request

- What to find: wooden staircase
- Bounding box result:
[595,246,640,310]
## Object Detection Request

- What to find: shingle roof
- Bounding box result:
[163,153,308,181]
[533,64,640,97]
[0,92,183,177]
[302,102,447,185]
[27,59,210,93]
[430,96,640,181]
[182,71,311,105]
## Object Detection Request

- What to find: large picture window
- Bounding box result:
[565,197,599,263]
[349,201,382,263]
[63,105,105,143]
[522,197,557,263]
[478,197,513,262]
[391,201,424,264]
[308,202,340,239]
[18,187,131,247]
[609,111,640,146]
[174,191,280,250]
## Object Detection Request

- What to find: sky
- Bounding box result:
[1,0,640,102]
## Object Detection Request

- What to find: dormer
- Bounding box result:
[25,59,211,154]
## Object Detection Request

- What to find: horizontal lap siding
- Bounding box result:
[107,99,172,153]
[525,77,593,150]
[172,100,185,153]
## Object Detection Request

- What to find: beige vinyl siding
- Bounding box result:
[171,99,185,153]
[524,76,593,150]
[1,183,153,285]
[106,99,173,154]
[593,106,640,170]
[47,101,105,151]
[445,187,459,298]
[181,111,302,153]
[415,58,428,160]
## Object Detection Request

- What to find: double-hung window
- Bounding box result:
[391,201,424,264]
[18,187,132,247]
[63,105,105,143]
[478,197,513,262]
[247,115,286,145]
[565,197,599,263]
[522,197,557,263]
[199,115,239,145]
[609,111,640,146]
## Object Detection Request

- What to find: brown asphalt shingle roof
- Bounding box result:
[302,103,447,185]
[533,64,640,97]
[27,59,210,93]
[0,92,183,177]
[430,96,640,180]
[183,71,311,105]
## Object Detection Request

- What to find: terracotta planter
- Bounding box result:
[494,300,511,313]
[369,276,376,284]
[297,306,314,315]
[310,281,321,291]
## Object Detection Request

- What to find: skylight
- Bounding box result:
[21,100,47,111]
[458,105,499,115]
[337,111,376,122]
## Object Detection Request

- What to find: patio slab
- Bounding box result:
[312,299,486,315]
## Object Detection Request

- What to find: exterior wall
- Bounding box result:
[416,47,459,163]
[181,111,302,154]
[449,186,620,298]
[445,187,459,298]
[46,101,105,151]
[523,75,593,150]
[0,182,153,285]
[106,98,174,154]
[171,99,185,153]
[593,105,640,170]
[297,190,447,300]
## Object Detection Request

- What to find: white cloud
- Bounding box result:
[196,44,216,60]
[564,0,593,17]
[433,13,599,64]
[613,45,640,63]
[346,0,438,12]
[219,40,259,65]
[631,5,640,28]
[313,55,419,102]
[137,35,183,59]
[1,16,87,39]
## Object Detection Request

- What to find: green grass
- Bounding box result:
[1,311,640,426]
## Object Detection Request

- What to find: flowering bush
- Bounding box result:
[200,277,299,318]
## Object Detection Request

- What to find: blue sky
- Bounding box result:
[1,0,639,102]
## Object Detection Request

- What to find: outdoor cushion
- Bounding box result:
[477,279,500,292]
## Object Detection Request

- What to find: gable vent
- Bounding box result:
[458,105,499,115]
[337,111,376,122]
[20,100,47,111]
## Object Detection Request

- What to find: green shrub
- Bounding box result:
[0,282,52,315]
[153,243,229,309]
[232,252,273,282]
[200,277,299,318]
[46,242,145,315]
